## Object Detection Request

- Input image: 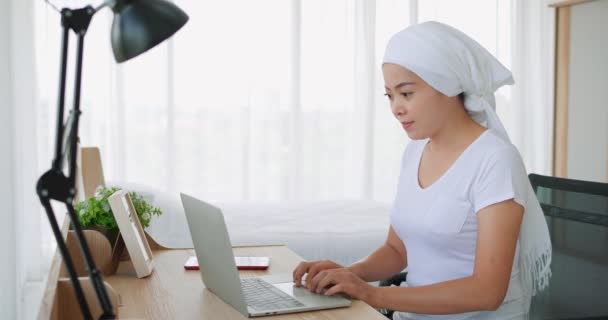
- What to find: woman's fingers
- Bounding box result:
[309,269,332,291]
[324,283,344,296]
[293,262,310,287]
[314,271,337,294]
[293,260,344,288]
[308,269,370,301]
[305,265,324,289]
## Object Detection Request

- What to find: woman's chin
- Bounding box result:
[405,130,426,140]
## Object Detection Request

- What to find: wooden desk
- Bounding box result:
[107,245,385,319]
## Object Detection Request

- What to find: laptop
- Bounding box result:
[180,193,352,317]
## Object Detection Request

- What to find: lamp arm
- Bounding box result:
[51,23,69,172]
[39,0,187,316]
[37,6,115,320]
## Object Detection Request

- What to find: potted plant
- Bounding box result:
[74,186,162,247]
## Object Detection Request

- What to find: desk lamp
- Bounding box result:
[36,0,188,318]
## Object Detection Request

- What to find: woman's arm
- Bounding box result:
[314,199,524,314]
[348,226,408,282]
[293,226,407,288]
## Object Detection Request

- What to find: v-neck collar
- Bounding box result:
[415,130,489,191]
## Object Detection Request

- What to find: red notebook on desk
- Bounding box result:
[184,256,270,270]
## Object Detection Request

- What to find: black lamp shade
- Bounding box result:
[111,0,188,63]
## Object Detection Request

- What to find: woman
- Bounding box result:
[292,21,552,319]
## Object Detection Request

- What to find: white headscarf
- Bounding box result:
[383,21,552,299]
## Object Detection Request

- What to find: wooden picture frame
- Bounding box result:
[108,190,154,278]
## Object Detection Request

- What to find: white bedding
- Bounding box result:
[124,184,391,266]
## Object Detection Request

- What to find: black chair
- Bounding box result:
[378,174,608,319]
[528,173,608,319]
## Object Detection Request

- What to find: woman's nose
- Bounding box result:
[392,102,406,117]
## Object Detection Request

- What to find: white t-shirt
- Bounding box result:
[391,130,530,320]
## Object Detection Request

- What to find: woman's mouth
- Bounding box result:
[402,121,414,130]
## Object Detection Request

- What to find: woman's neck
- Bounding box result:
[427,111,486,153]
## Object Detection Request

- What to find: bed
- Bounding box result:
[134,185,391,267]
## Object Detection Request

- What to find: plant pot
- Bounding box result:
[82,225,119,247]
[70,223,112,241]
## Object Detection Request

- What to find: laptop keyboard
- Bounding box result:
[241,278,305,311]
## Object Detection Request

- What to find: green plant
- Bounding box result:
[75,186,162,233]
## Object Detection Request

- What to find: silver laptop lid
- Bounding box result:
[180,193,249,316]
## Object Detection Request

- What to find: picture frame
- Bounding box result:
[108,190,154,278]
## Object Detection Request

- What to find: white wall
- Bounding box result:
[567,0,608,182]
[0,0,17,318]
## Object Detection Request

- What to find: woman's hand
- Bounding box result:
[309,268,376,302]
[292,260,343,288]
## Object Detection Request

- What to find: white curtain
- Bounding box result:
[4,0,49,319]
[34,0,555,206]
[34,0,414,203]
[510,0,556,175]
[8,0,555,318]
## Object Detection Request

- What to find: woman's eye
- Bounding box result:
[401,92,413,98]
[384,93,392,99]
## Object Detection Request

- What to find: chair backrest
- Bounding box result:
[528,173,608,319]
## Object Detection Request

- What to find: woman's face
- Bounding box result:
[382,63,455,140]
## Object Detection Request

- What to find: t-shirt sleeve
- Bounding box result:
[471,145,528,214]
